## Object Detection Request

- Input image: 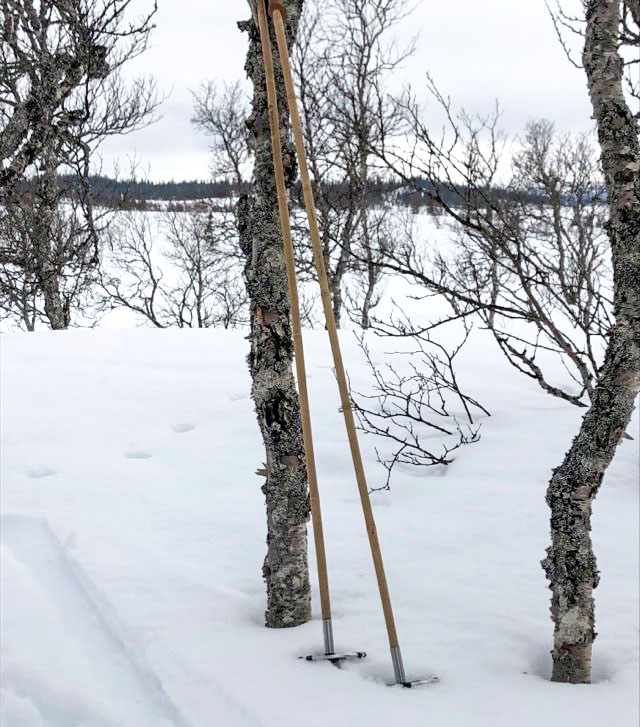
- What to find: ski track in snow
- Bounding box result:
[0,515,193,727]
[0,515,268,727]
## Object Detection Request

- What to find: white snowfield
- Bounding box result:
[1,323,638,727]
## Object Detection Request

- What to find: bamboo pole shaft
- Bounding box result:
[255,0,332,624]
[270,6,400,651]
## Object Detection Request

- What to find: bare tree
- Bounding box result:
[376,106,612,408]
[353,322,488,490]
[237,0,311,628]
[291,0,412,327]
[163,210,246,328]
[372,0,637,684]
[191,80,251,191]
[540,0,639,684]
[0,0,159,329]
[0,197,39,330]
[100,209,246,329]
[345,206,402,328]
[0,182,105,329]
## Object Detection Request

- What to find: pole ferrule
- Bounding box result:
[322,618,335,655]
[268,0,288,19]
[390,646,407,685]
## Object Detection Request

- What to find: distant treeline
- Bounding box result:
[58,175,245,208]
[19,174,594,212]
[53,174,486,210]
[106,177,247,202]
[70,175,414,208]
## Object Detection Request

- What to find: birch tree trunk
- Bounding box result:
[542,0,640,684]
[237,0,312,628]
[34,154,70,330]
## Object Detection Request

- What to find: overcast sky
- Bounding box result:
[99,0,596,181]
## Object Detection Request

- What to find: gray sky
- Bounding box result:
[99,0,595,181]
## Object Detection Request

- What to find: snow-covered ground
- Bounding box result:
[1,315,638,725]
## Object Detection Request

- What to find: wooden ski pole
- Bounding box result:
[268,0,430,687]
[255,0,363,664]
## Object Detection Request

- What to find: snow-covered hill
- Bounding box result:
[1,325,638,727]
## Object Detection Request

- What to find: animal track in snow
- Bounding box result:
[124,451,153,460]
[25,467,58,479]
[228,392,248,402]
[171,423,195,434]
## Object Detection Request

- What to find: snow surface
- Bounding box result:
[1,321,638,727]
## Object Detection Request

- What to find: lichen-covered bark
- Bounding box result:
[542,0,640,684]
[238,0,311,628]
[33,154,71,330]
[1,6,109,193]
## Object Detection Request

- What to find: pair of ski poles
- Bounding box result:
[254,0,435,688]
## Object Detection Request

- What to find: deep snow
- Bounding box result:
[1,322,638,727]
